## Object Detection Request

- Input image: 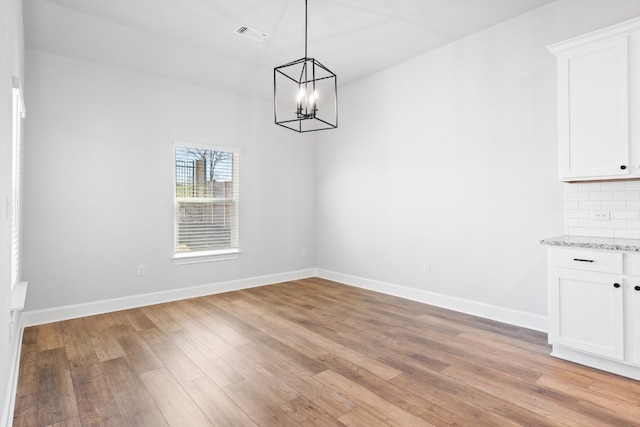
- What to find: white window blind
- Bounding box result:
[11,78,25,291]
[174,144,239,255]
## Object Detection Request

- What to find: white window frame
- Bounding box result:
[172,141,241,265]
[11,77,25,291]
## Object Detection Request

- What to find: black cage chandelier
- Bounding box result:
[274,0,338,133]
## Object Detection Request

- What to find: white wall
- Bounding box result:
[22,50,316,312]
[0,0,24,423]
[315,0,640,321]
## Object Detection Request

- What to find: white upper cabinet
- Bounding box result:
[549,18,640,182]
[559,39,629,179]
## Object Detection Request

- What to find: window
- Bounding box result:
[11,78,25,291]
[174,143,240,262]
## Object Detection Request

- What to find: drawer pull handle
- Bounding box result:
[573,258,594,263]
[614,283,621,288]
[635,286,640,291]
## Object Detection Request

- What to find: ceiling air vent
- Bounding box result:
[234,25,269,42]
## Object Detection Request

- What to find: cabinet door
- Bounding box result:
[557,38,629,180]
[632,283,640,366]
[549,268,624,360]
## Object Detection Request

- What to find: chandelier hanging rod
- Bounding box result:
[304,0,308,58]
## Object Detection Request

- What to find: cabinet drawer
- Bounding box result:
[548,247,623,273]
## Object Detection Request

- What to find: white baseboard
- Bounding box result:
[316,269,548,332]
[2,312,25,427]
[21,267,546,332]
[22,268,317,327]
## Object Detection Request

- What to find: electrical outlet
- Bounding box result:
[302,248,308,257]
[422,262,430,275]
[590,210,611,220]
[137,264,146,276]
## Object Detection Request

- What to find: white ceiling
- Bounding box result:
[24,0,555,99]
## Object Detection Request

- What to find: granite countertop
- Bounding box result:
[541,235,640,252]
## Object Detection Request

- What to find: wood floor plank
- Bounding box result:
[280,395,345,427]
[226,300,331,359]
[36,348,79,426]
[36,322,65,352]
[326,329,452,379]
[235,333,329,376]
[12,405,37,427]
[317,353,503,427]
[121,308,157,331]
[48,416,82,427]
[222,380,302,426]
[183,376,258,427]
[169,301,302,406]
[536,374,640,424]
[140,303,184,333]
[437,317,549,355]
[441,359,629,426]
[60,319,96,361]
[169,300,247,357]
[101,357,169,426]
[100,311,128,328]
[13,327,38,426]
[138,327,205,384]
[314,369,434,427]
[374,327,540,383]
[232,298,403,381]
[239,345,356,418]
[82,315,125,362]
[181,298,253,346]
[453,327,605,389]
[588,376,640,404]
[15,279,640,426]
[168,329,243,387]
[338,407,389,427]
[156,303,201,331]
[390,363,558,427]
[140,368,212,426]
[111,324,164,374]
[67,356,123,426]
[222,353,300,406]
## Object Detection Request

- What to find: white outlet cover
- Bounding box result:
[590,210,611,220]
[423,263,430,275]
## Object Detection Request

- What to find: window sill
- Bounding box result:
[172,249,242,265]
[11,281,28,311]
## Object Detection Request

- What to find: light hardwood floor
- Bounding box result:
[12,278,640,426]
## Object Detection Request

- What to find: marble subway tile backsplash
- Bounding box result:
[565,180,640,238]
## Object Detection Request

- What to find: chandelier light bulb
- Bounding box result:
[297,87,306,103]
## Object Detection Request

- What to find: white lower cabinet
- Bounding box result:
[549,268,624,360]
[547,246,640,379]
[632,286,640,366]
